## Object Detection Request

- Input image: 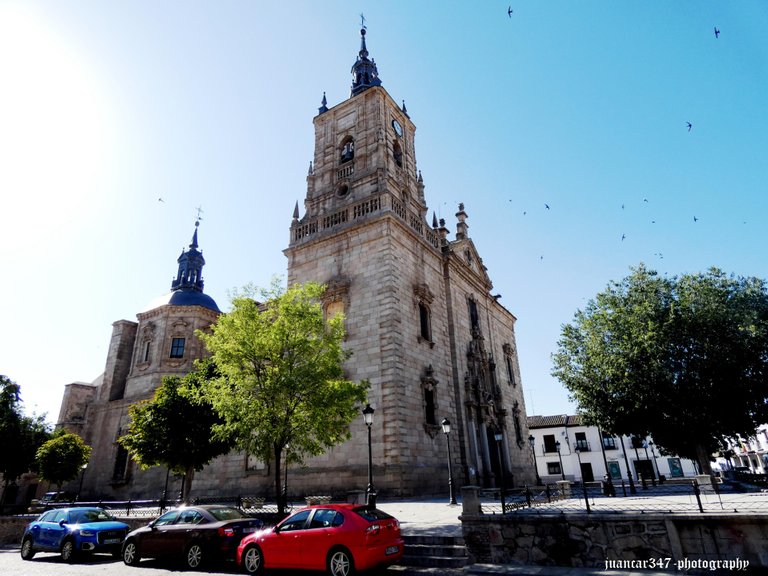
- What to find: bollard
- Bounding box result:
[525,485,532,508]
[545,484,552,503]
[621,480,627,497]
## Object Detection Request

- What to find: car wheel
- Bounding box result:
[185,542,204,569]
[242,544,264,574]
[60,539,77,563]
[20,537,35,560]
[327,547,355,576]
[122,540,141,566]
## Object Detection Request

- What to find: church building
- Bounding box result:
[57,27,534,500]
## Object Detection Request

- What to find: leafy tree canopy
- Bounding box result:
[0,375,52,485]
[118,357,233,501]
[36,431,91,490]
[198,280,369,512]
[552,265,768,472]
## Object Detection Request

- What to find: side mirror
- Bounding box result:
[59,520,68,527]
[273,525,281,534]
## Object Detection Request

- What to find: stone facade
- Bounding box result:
[55,27,534,502]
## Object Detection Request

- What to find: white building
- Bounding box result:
[526,415,698,485]
[714,424,768,474]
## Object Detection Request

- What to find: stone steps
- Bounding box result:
[400,534,470,569]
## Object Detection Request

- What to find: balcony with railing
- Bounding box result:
[602,437,618,450]
[574,439,591,452]
[290,191,440,250]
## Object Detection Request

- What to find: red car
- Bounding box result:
[237,503,404,575]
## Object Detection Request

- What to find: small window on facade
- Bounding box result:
[468,298,479,330]
[424,387,436,425]
[575,431,589,451]
[340,138,354,163]
[547,462,561,475]
[170,337,186,358]
[393,141,403,167]
[419,302,431,342]
[505,355,516,386]
[112,446,129,482]
[602,433,617,450]
[543,434,557,453]
[142,341,151,363]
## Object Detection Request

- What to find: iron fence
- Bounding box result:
[479,480,768,515]
[8,495,291,525]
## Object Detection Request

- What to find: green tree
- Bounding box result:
[552,265,768,476]
[0,376,52,505]
[36,431,91,492]
[198,280,369,513]
[118,358,233,502]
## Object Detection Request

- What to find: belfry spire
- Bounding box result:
[350,23,382,96]
[171,220,206,293]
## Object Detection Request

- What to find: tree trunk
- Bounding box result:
[695,443,717,488]
[274,444,284,514]
[181,467,195,503]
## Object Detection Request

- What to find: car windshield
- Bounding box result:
[70,509,115,524]
[353,507,395,522]
[208,507,247,521]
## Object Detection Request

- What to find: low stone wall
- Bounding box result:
[460,487,768,570]
[0,516,148,546]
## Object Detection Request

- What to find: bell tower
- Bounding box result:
[289,27,428,251]
[283,25,532,496]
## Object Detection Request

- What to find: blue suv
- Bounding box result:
[20,507,130,562]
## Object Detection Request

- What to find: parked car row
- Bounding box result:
[20,502,404,575]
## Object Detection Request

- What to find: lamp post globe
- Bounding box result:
[362,404,376,507]
[441,418,457,505]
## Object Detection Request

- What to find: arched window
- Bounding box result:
[340,137,354,163]
[393,141,403,167]
[419,302,431,342]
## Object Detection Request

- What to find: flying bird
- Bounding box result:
[621,234,626,241]
[693,216,698,222]
[508,6,513,17]
[158,197,164,203]
[714,27,720,38]
[544,203,550,210]
[643,198,649,203]
[686,122,693,132]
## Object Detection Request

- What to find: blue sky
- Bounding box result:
[2,1,767,424]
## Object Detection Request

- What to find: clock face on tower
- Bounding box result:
[391,119,403,137]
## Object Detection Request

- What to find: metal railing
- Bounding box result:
[7,495,291,525]
[477,479,768,515]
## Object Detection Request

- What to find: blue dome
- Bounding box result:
[144,290,221,313]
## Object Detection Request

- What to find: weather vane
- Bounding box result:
[360,13,366,29]
[195,205,204,223]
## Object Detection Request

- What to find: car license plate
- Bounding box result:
[243,527,257,533]
[104,538,121,545]
[385,545,399,556]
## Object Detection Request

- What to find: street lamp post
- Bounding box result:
[528,435,541,486]
[77,463,87,501]
[648,441,661,485]
[555,440,565,480]
[362,404,376,508]
[494,431,507,513]
[642,441,656,486]
[441,418,458,506]
[574,447,591,513]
